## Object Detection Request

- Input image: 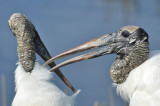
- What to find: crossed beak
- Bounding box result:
[42,31,126,72]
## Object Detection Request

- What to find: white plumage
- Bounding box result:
[12,62,80,106]
[116,50,160,106]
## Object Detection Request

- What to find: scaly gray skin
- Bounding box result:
[110,26,149,83]
[110,42,149,84]
[8,13,36,72]
[8,13,77,92]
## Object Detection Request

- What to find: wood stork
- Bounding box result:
[8,13,80,106]
[43,25,160,106]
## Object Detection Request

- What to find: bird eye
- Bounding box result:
[121,30,130,38]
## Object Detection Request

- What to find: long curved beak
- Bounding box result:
[43,32,121,72]
[33,30,77,93]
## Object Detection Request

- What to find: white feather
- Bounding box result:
[12,62,80,106]
[116,50,160,106]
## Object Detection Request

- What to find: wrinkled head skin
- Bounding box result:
[9,13,36,72]
[43,25,149,84]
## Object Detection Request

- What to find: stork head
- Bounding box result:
[43,25,149,83]
[9,13,50,72]
[9,13,78,93]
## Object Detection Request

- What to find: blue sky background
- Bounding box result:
[0,0,160,106]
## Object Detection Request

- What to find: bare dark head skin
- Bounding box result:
[43,25,149,84]
[9,13,36,72]
[8,13,77,93]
